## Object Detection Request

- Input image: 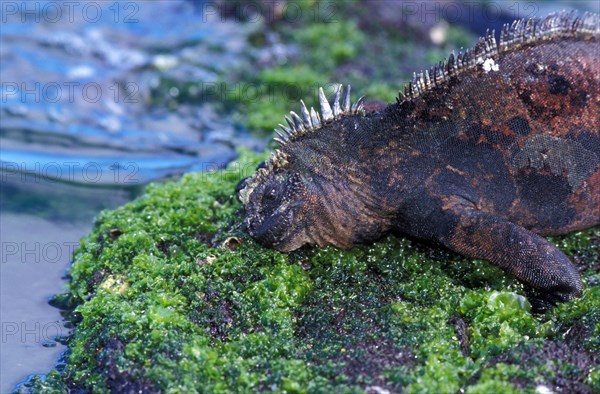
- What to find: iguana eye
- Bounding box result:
[265,188,277,200]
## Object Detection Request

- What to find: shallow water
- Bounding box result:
[0,0,261,390]
[0,183,135,392]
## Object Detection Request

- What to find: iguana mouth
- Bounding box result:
[247,201,305,250]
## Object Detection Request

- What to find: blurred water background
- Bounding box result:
[0,0,597,391]
[1,1,261,390]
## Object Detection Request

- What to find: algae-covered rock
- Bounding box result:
[26,151,599,393]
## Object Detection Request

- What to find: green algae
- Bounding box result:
[244,65,326,133]
[293,19,366,70]
[236,19,366,134]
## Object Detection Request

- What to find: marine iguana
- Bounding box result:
[236,11,600,304]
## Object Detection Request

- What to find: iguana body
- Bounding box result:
[237,12,600,303]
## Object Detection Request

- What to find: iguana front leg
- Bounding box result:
[434,201,583,304]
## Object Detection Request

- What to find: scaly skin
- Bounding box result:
[237,12,600,305]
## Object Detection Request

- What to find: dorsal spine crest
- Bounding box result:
[397,11,599,104]
[273,84,366,147]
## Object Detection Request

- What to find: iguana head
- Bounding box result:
[237,85,366,251]
[236,161,311,251]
